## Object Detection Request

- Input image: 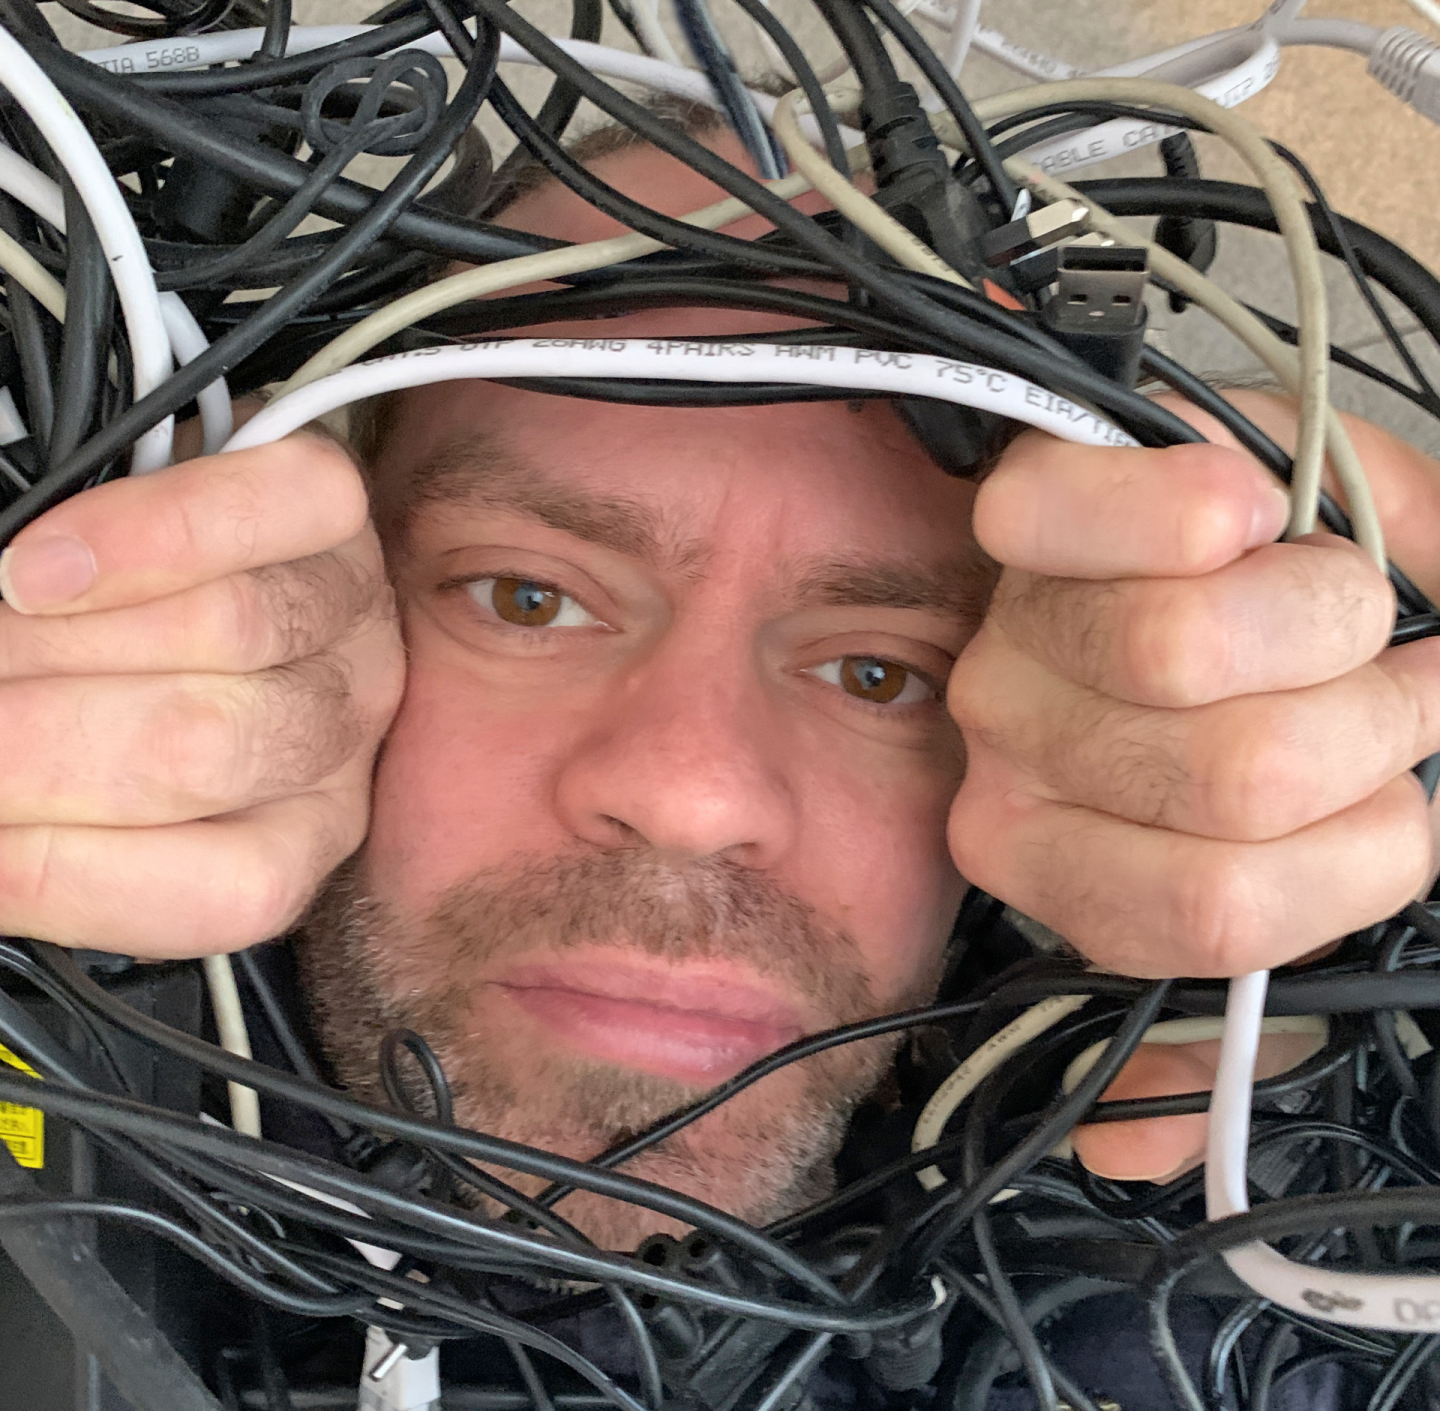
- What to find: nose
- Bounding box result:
[553,633,797,867]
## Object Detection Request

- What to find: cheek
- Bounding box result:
[366,643,576,913]
[790,749,967,1007]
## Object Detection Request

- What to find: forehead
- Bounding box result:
[369,139,979,588]
[378,378,979,586]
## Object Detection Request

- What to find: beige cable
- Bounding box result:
[771,89,972,289]
[0,227,65,321]
[932,76,1378,567]
[1008,157,1385,567]
[278,171,821,394]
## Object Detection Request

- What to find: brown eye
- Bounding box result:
[839,655,910,703]
[467,576,599,630]
[492,577,561,626]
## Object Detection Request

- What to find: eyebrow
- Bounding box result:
[401,433,996,625]
[400,432,693,568]
[793,555,998,626]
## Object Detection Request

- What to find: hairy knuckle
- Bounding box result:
[1192,704,1305,840]
[1168,851,1267,976]
[155,686,250,810]
[1119,586,1226,706]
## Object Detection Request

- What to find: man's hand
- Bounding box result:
[0,435,405,957]
[947,432,1440,978]
[946,407,1440,1181]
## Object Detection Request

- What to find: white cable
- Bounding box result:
[1275,17,1382,54]
[624,0,684,68]
[1204,972,1440,1332]
[276,171,820,392]
[1406,0,1440,36]
[230,340,1140,459]
[200,954,261,1139]
[911,994,1090,1190]
[0,227,66,321]
[158,299,233,455]
[0,27,173,473]
[1000,32,1281,180]
[1060,1015,1328,1094]
[0,143,232,457]
[941,0,983,79]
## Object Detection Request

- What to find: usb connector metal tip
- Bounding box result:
[1048,245,1149,331]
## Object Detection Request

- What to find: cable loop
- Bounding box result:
[301,49,449,158]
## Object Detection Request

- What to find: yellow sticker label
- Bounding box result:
[0,1042,43,1169]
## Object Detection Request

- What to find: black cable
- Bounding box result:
[23,944,856,1311]
[859,982,1173,1291]
[724,0,848,175]
[484,73,818,273]
[0,196,54,464]
[0,15,503,540]
[49,174,113,468]
[1269,140,1440,414]
[673,0,784,179]
[259,0,291,58]
[1367,1333,1440,1411]
[858,0,1019,215]
[482,0,602,211]
[1076,176,1440,352]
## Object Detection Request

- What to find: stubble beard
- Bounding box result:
[296,850,925,1251]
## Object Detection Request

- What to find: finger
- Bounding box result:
[951,636,1440,842]
[0,793,363,956]
[1072,1031,1329,1182]
[975,433,1291,580]
[949,751,1433,977]
[0,659,365,827]
[1071,1043,1214,1183]
[0,535,389,680]
[0,434,368,616]
[982,534,1394,708]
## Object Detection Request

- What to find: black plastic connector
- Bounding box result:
[1040,244,1150,387]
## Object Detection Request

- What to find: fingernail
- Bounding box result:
[0,534,97,612]
[1246,484,1291,548]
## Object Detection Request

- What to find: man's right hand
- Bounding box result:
[0,435,405,957]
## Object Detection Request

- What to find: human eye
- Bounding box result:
[809,655,937,706]
[464,576,600,629]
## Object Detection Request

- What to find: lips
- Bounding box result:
[489,957,807,1087]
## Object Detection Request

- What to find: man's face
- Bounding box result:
[300,145,991,1248]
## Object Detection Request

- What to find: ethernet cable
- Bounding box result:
[911,994,1090,1190]
[1206,971,1440,1332]
[235,340,1140,456]
[940,0,982,78]
[200,956,261,1141]
[275,171,823,392]
[0,26,173,473]
[0,144,232,456]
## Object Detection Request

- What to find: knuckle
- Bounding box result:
[153,684,251,811]
[1118,584,1228,707]
[1189,702,1306,840]
[276,434,371,541]
[255,656,363,793]
[1166,850,1269,977]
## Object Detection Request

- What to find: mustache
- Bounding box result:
[409,848,879,1026]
